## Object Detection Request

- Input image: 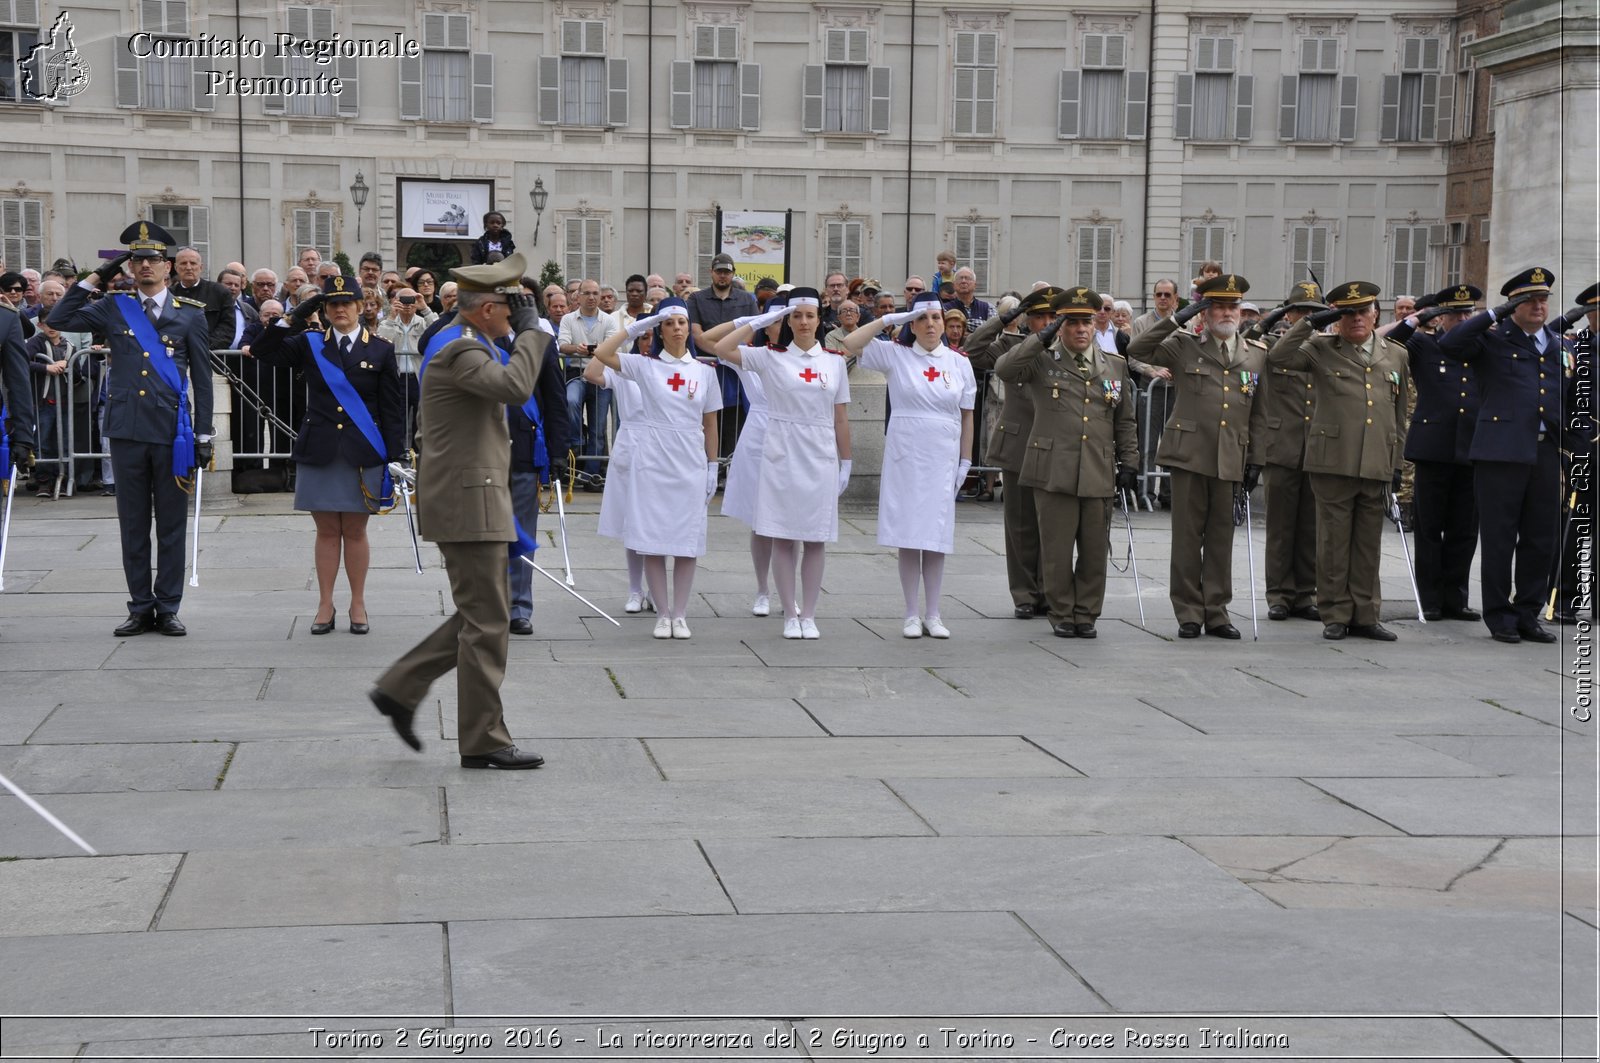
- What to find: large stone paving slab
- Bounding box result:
[645,736,1079,780]
[0,702,59,745]
[1408,732,1597,775]
[28,699,410,744]
[4,668,271,704]
[0,854,179,936]
[1306,775,1565,835]
[445,779,931,843]
[0,924,446,1043]
[887,777,1400,836]
[159,840,732,929]
[703,836,1270,913]
[219,736,661,788]
[0,741,230,792]
[1030,733,1488,778]
[605,662,966,700]
[448,912,1105,1016]
[0,787,438,857]
[1141,695,1559,735]
[796,695,1198,736]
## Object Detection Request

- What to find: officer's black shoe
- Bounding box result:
[1207,624,1242,640]
[1013,603,1037,619]
[1177,622,1202,639]
[1348,622,1397,642]
[114,612,154,637]
[1075,622,1097,639]
[1289,605,1322,621]
[1052,622,1077,638]
[1422,609,1443,622]
[1267,604,1290,621]
[1443,607,1482,622]
[461,745,545,770]
[1551,609,1579,624]
[510,618,534,636]
[1322,623,1348,640]
[369,687,422,752]
[1491,630,1522,644]
[153,613,186,636]
[310,609,336,636]
[1518,623,1558,644]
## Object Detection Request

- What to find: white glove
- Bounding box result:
[953,459,972,496]
[626,313,665,340]
[836,458,853,497]
[705,461,720,503]
[879,309,923,328]
[739,304,795,333]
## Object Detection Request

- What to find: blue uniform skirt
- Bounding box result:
[294,458,385,514]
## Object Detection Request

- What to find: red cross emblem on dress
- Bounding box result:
[666,372,686,392]
[799,367,820,383]
[923,366,941,383]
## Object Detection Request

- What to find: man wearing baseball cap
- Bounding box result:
[687,253,757,470]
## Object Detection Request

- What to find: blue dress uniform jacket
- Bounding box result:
[250,323,405,467]
[47,283,214,443]
[1438,310,1580,462]
[1389,320,1478,464]
[0,303,36,452]
[508,340,571,475]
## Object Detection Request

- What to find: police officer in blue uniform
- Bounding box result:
[48,222,214,636]
[1438,266,1579,644]
[1548,282,1598,623]
[1387,284,1483,621]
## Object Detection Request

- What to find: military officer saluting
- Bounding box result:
[1128,273,1269,638]
[1439,267,1582,643]
[1268,281,1409,641]
[964,285,1062,618]
[48,222,214,636]
[994,287,1138,639]
[1386,285,1484,622]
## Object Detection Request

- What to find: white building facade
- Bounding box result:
[4,0,1469,306]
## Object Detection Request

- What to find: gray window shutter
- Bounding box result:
[1337,75,1358,141]
[953,66,974,135]
[189,206,210,268]
[801,64,824,132]
[868,65,891,134]
[115,36,140,108]
[1278,74,1297,140]
[669,60,693,128]
[1433,74,1454,141]
[974,66,996,137]
[1124,70,1148,139]
[738,62,762,131]
[1058,69,1080,139]
[1173,71,1194,139]
[293,208,313,253]
[1379,74,1400,141]
[260,48,287,114]
[1418,72,1438,138]
[423,13,447,49]
[537,55,560,124]
[471,52,494,122]
[447,13,470,51]
[192,62,215,111]
[398,54,422,120]
[1235,74,1254,140]
[335,53,359,117]
[607,58,628,126]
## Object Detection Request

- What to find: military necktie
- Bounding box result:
[339,335,352,358]
[143,297,160,326]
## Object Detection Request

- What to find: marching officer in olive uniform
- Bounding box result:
[1439,267,1582,643]
[370,253,549,770]
[1548,283,1598,623]
[1127,273,1269,639]
[965,285,1061,617]
[1246,281,1326,622]
[994,287,1138,638]
[1386,285,1484,621]
[48,222,214,637]
[1268,281,1409,641]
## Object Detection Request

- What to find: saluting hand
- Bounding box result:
[92,252,132,288]
[740,304,796,333]
[289,292,325,329]
[1491,292,1534,320]
[1308,306,1346,329]
[1173,297,1211,326]
[626,312,666,340]
[1258,306,1289,334]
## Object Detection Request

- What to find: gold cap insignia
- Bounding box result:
[1346,284,1361,299]
[334,276,346,290]
[1532,268,1546,284]
[1225,275,1239,293]
[138,222,149,240]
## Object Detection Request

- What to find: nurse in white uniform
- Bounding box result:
[840,291,977,638]
[717,292,784,617]
[706,288,852,639]
[589,297,722,639]
[582,354,651,614]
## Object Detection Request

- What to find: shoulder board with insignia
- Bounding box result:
[174,295,206,308]
[460,325,477,339]
[821,346,847,357]
[1247,338,1267,349]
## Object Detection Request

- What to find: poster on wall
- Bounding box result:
[399,180,493,240]
[719,209,791,287]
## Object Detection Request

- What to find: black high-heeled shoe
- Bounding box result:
[310,608,336,635]
[349,613,370,635]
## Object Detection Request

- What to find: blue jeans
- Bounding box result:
[507,470,541,621]
[564,376,613,475]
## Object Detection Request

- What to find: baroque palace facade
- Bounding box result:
[4,0,1479,303]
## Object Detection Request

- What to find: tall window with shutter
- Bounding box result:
[1,197,44,271]
[953,223,992,294]
[149,204,209,265]
[1058,33,1146,140]
[399,13,493,123]
[1390,224,1430,297]
[1280,37,1356,142]
[564,217,603,285]
[670,24,759,131]
[1075,225,1114,295]
[117,0,212,111]
[1175,36,1252,141]
[1,0,41,104]
[1380,37,1450,143]
[802,28,890,135]
[825,219,864,282]
[1288,224,1331,284]
[538,18,627,127]
[1443,221,1466,286]
[291,207,332,263]
[951,31,998,137]
[262,7,353,117]
[693,217,717,288]
[1187,224,1228,281]
[1453,32,1475,141]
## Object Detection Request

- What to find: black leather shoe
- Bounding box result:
[153,613,186,636]
[1052,621,1077,638]
[348,616,370,635]
[1323,623,1348,640]
[1518,623,1558,644]
[310,609,336,635]
[1207,624,1242,640]
[1422,609,1442,622]
[1268,604,1290,621]
[461,745,545,770]
[369,687,422,751]
[1442,607,1482,622]
[1491,630,1522,644]
[1178,622,1201,639]
[1033,599,1050,614]
[1075,622,1097,639]
[1551,609,1579,624]
[114,612,153,637]
[510,618,534,636]
[1348,622,1397,642]
[1289,605,1322,621]
[1013,604,1037,619]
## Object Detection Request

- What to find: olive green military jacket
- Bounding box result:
[963,312,1030,473]
[1267,319,1409,481]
